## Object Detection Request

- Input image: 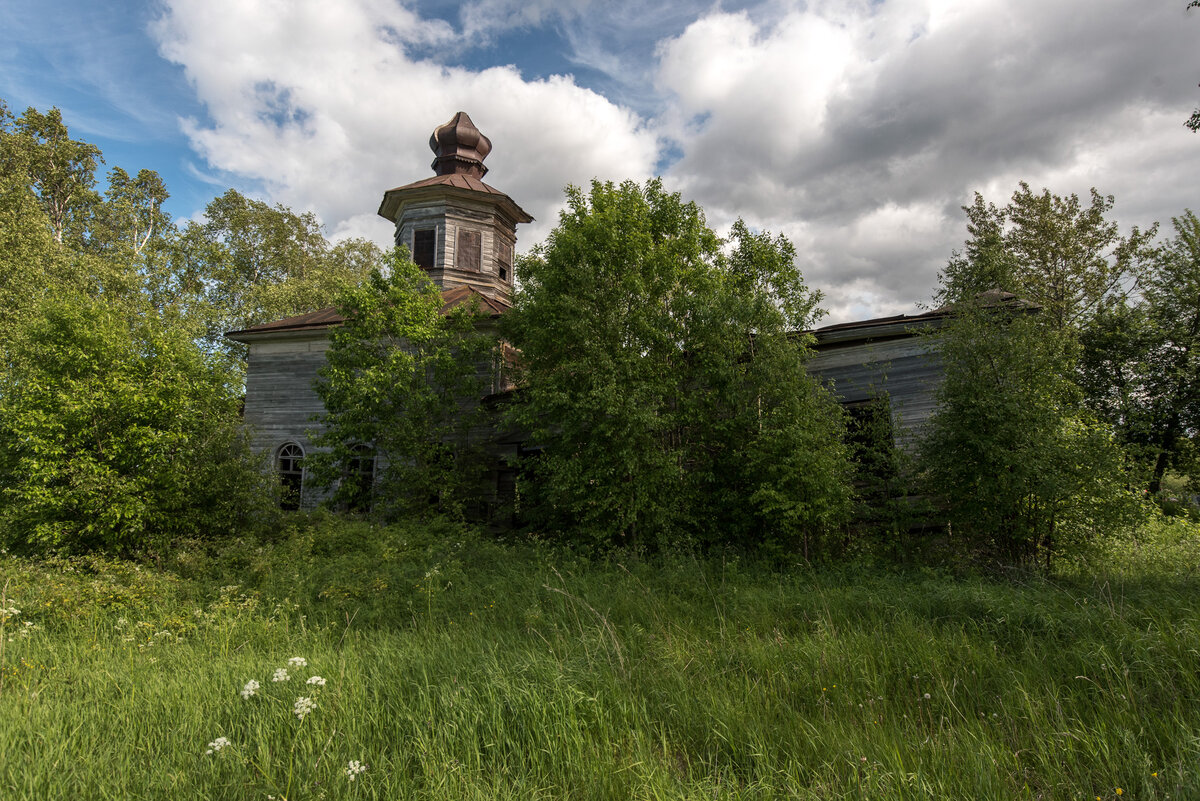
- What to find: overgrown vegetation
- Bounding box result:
[0,292,272,552]
[4,94,1200,800]
[5,97,1200,565]
[3,517,1199,799]
[310,252,496,518]
[502,180,852,552]
[0,99,382,554]
[919,182,1197,564]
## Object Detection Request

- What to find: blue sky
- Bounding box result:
[3,0,1198,323]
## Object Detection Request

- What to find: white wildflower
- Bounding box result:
[344,760,367,780]
[923,693,931,700]
[240,679,260,699]
[272,668,290,683]
[115,616,128,628]
[306,675,326,687]
[287,656,308,668]
[293,696,316,720]
[205,736,231,755]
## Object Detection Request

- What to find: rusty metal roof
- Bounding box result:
[226,285,509,340]
[377,173,533,224]
[384,173,508,196]
[430,111,492,179]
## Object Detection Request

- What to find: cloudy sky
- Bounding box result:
[2,0,1197,323]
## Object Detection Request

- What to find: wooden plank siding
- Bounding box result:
[234,311,949,510]
[240,331,333,509]
[807,314,947,451]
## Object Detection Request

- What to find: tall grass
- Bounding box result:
[2,514,1199,799]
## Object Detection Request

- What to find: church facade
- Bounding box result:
[228,112,947,510]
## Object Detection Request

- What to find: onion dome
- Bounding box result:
[429,112,492,178]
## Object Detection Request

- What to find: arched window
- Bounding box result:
[276,442,305,510]
[345,444,375,513]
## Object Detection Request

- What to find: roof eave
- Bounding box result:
[226,322,343,343]
[378,184,533,225]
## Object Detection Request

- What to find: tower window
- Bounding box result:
[497,240,512,280]
[456,229,481,271]
[413,228,435,270]
[276,442,305,510]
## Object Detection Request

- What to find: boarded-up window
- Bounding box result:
[413,228,435,270]
[457,229,481,271]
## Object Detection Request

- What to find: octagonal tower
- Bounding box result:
[378,112,533,304]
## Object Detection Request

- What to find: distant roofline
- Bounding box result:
[225,286,510,342]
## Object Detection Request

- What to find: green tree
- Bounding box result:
[502,180,851,552]
[0,102,138,345]
[0,104,101,246]
[310,251,495,519]
[170,189,384,356]
[935,193,1017,306]
[1081,211,1200,494]
[0,291,272,553]
[936,184,1153,332]
[90,166,174,263]
[920,302,1134,564]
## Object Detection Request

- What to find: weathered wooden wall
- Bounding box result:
[807,316,946,450]
[236,312,949,509]
[240,331,332,509]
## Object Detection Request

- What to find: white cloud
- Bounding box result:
[651,0,1200,321]
[153,0,657,247]
[151,0,1200,323]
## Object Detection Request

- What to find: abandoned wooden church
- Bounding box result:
[227,113,949,511]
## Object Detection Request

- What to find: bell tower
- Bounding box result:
[378,112,533,304]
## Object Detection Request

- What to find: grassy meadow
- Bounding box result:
[2,515,1200,800]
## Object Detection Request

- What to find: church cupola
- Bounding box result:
[378,112,532,304]
[430,112,492,178]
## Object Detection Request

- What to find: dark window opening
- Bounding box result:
[413,228,435,270]
[845,399,897,486]
[277,442,305,510]
[345,444,375,513]
[510,442,545,526]
[457,229,481,271]
[497,240,512,280]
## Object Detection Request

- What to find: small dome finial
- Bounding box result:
[429,112,492,178]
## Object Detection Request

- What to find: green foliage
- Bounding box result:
[0,103,137,344]
[503,180,851,552]
[935,193,1017,305]
[1081,210,1200,494]
[0,98,394,554]
[935,183,1154,332]
[0,103,101,246]
[170,189,384,356]
[310,251,496,519]
[0,291,273,554]
[920,303,1138,563]
[5,525,1200,799]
